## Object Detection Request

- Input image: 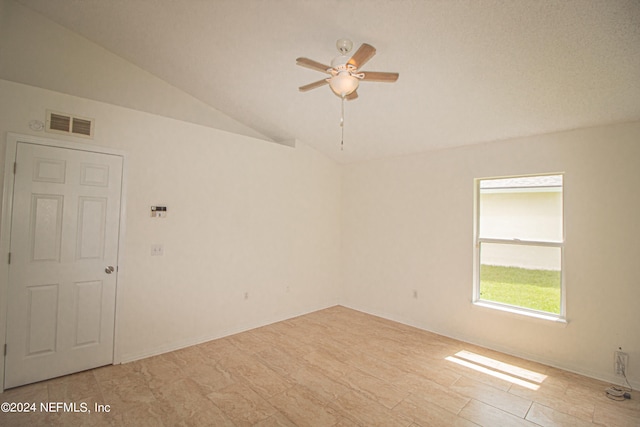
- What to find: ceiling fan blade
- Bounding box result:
[348,43,376,69]
[299,79,329,92]
[345,90,358,101]
[361,71,399,82]
[296,57,331,73]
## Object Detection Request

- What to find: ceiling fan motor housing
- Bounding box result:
[331,55,350,69]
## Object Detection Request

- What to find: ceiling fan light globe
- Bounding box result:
[329,73,359,97]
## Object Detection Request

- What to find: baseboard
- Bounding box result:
[118,301,339,364]
[340,303,640,391]
[117,300,638,391]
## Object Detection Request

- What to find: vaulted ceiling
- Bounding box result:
[16,0,640,163]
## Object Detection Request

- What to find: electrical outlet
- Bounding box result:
[151,244,164,256]
[244,292,249,300]
[615,350,628,376]
[413,290,418,299]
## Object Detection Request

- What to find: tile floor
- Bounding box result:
[0,306,638,426]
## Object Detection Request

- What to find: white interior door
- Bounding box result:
[4,141,123,389]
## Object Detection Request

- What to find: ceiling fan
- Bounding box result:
[296,39,399,100]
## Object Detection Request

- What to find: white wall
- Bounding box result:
[0,0,271,142]
[0,79,342,364]
[342,122,640,388]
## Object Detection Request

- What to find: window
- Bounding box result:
[474,174,564,318]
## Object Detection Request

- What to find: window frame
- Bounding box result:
[473,173,566,321]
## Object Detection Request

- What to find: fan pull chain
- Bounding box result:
[340,96,345,150]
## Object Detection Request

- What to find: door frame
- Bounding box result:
[0,132,128,392]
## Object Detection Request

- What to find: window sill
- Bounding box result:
[473,301,568,325]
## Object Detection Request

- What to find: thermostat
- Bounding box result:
[151,206,167,218]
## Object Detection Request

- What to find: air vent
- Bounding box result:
[49,113,71,132]
[46,110,94,138]
[72,117,92,136]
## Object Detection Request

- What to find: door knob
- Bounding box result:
[105,266,115,274]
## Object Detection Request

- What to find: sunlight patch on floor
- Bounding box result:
[445,350,547,391]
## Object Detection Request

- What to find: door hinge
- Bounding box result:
[7,252,11,264]
[3,343,6,356]
[13,162,16,175]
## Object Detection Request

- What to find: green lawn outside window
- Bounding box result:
[479,265,561,314]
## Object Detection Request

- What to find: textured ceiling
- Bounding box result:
[16,0,640,163]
